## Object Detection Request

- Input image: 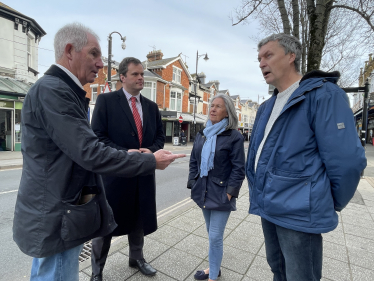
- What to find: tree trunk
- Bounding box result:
[292,0,300,39]
[306,0,333,71]
[277,0,291,34]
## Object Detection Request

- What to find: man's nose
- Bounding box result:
[97,58,104,69]
[259,58,266,68]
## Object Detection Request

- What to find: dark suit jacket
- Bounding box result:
[91,89,165,236]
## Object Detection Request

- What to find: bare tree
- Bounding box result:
[231,0,374,85]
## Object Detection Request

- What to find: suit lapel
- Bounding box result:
[117,90,138,136]
[140,95,148,135]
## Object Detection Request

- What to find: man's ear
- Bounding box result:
[120,74,125,83]
[289,52,296,64]
[65,43,74,60]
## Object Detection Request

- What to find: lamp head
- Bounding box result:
[203,54,209,61]
[121,36,127,50]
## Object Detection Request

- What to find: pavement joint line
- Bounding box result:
[157,199,193,219]
[157,197,191,216]
[0,189,18,195]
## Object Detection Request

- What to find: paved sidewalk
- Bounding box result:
[79,179,374,281]
[0,151,22,170]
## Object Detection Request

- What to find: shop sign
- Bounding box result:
[0,100,13,108]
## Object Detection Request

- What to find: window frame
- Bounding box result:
[172,66,182,84]
[170,88,182,111]
[90,84,98,103]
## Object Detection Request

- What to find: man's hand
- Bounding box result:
[128,149,141,153]
[154,149,186,170]
[227,194,232,201]
[139,148,152,154]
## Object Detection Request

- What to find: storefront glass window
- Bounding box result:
[15,109,21,143]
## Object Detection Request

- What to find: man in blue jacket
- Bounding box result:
[246,33,366,280]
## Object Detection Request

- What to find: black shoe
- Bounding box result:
[194,269,221,280]
[90,273,102,281]
[129,257,157,276]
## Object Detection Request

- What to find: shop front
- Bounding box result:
[0,77,29,151]
[0,98,23,151]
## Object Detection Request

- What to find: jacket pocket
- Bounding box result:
[263,171,311,222]
[61,195,101,241]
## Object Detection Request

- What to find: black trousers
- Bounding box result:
[91,218,144,275]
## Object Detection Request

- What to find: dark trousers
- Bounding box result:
[261,218,323,281]
[91,220,144,275]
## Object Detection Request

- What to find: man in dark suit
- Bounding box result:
[90,57,165,281]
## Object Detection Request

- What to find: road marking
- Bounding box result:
[0,189,18,195]
[157,197,193,219]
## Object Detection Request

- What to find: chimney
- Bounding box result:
[198,72,206,84]
[209,80,220,91]
[147,50,163,62]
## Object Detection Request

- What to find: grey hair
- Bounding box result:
[54,22,100,61]
[118,57,142,78]
[205,94,238,130]
[258,33,302,72]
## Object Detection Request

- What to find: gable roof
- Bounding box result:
[143,55,192,81]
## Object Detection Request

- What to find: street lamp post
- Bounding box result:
[107,31,126,90]
[193,50,209,139]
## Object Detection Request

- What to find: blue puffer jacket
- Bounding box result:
[246,71,367,234]
[188,129,245,211]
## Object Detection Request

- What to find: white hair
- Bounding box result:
[54,22,100,61]
[205,94,238,130]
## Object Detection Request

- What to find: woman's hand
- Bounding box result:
[227,193,232,201]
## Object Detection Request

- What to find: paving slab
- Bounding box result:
[79,179,374,281]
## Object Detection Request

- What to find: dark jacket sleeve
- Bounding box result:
[226,132,246,198]
[91,94,127,151]
[146,104,165,152]
[314,83,367,211]
[187,134,200,189]
[35,81,156,177]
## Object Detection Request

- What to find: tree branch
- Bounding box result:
[232,0,268,26]
[331,4,374,32]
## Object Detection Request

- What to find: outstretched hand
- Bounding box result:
[154,149,186,170]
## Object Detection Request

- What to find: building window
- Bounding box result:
[172,67,182,84]
[27,36,32,68]
[142,81,156,101]
[100,85,104,94]
[170,91,182,111]
[91,86,98,103]
[244,115,248,123]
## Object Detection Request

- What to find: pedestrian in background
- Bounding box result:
[90,57,164,280]
[188,94,245,281]
[246,33,366,280]
[13,22,184,281]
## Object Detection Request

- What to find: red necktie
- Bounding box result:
[130,97,143,147]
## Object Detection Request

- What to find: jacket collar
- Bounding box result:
[199,128,232,136]
[272,70,340,97]
[44,65,87,98]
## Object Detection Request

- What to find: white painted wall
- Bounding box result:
[0,17,39,84]
[0,18,14,69]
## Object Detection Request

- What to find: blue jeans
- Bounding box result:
[202,209,231,280]
[261,218,322,281]
[30,244,83,281]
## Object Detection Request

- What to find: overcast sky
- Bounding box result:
[9,0,271,103]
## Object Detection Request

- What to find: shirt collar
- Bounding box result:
[122,88,141,102]
[54,64,84,89]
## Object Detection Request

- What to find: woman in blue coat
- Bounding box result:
[187,94,245,281]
